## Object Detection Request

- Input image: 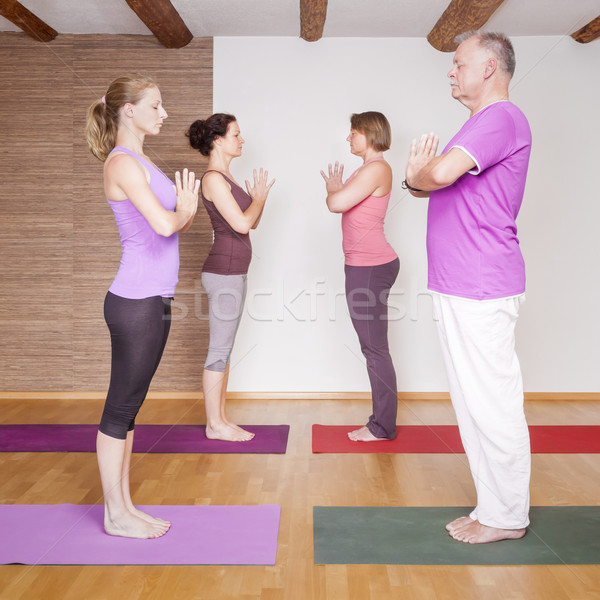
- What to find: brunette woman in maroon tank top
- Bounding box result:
[187,114,275,441]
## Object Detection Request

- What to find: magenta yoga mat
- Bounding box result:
[0,424,289,453]
[0,504,280,565]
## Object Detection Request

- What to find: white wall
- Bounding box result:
[213,36,600,393]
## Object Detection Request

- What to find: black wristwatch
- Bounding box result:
[401,179,423,193]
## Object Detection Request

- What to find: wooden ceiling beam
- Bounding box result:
[427,0,506,52]
[0,0,57,42]
[125,0,193,49]
[571,15,600,44]
[300,0,328,42]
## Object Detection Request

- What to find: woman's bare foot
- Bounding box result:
[104,510,170,539]
[129,506,171,527]
[223,417,249,435]
[230,425,254,441]
[347,426,388,442]
[446,516,526,544]
[205,422,255,441]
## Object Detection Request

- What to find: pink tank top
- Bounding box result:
[341,158,398,266]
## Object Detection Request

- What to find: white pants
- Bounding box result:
[433,293,530,529]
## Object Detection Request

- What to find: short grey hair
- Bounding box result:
[455,31,516,78]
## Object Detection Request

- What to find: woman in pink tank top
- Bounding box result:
[321,111,400,441]
[85,74,199,540]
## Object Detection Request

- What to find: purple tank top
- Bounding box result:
[201,170,252,275]
[106,146,179,299]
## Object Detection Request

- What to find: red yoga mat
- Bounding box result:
[312,425,600,453]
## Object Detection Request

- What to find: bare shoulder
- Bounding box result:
[202,171,232,195]
[357,159,392,181]
[202,170,227,184]
[370,159,392,173]
[105,152,145,178]
[105,150,132,168]
[358,159,390,173]
[104,152,149,193]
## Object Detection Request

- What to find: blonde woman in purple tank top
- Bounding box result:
[321,111,400,442]
[187,114,275,442]
[85,74,199,539]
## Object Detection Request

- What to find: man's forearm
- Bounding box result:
[408,155,453,192]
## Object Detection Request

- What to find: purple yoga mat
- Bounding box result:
[0,424,289,453]
[0,504,280,565]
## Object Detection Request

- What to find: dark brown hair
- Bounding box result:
[186,113,237,157]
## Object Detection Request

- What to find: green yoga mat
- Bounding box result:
[314,506,600,565]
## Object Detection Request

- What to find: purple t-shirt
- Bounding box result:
[427,101,532,300]
[107,147,179,299]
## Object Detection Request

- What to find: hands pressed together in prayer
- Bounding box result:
[245,168,276,204]
[405,132,439,191]
[175,167,200,217]
[320,161,345,194]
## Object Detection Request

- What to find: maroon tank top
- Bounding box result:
[201,170,252,275]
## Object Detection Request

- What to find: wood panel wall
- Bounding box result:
[0,32,213,391]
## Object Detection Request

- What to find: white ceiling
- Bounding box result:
[1,0,599,40]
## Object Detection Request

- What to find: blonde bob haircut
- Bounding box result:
[85,73,156,162]
[350,111,391,152]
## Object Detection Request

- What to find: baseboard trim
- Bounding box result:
[0,391,599,401]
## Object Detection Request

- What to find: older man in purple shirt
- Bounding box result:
[405,31,532,544]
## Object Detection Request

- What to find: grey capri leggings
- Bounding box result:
[202,271,247,372]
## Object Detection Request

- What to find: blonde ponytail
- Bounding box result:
[85,100,118,162]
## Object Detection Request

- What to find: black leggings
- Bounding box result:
[99,292,172,440]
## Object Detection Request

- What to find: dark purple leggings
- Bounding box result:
[99,292,172,440]
[345,258,400,439]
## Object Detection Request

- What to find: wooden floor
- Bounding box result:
[1,396,600,600]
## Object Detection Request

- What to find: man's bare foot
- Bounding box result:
[446,515,474,534]
[205,422,255,442]
[447,516,526,544]
[129,506,171,527]
[104,510,170,539]
[347,426,388,442]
